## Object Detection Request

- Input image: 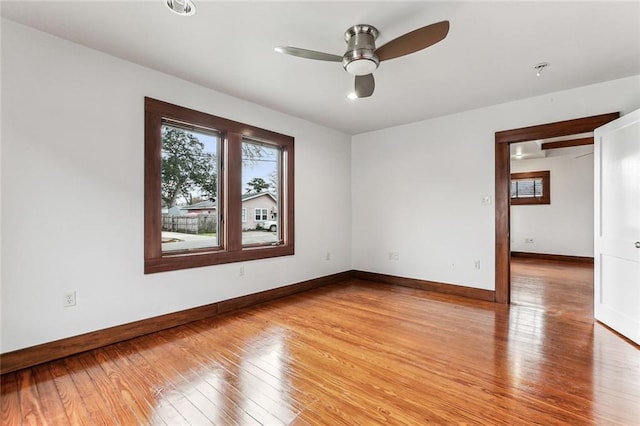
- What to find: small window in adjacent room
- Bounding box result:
[144,97,295,274]
[511,170,550,205]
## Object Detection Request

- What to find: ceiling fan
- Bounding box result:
[275,21,450,98]
[575,151,594,159]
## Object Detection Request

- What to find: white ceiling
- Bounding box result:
[510,140,594,161]
[2,1,639,135]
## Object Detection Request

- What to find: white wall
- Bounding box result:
[510,150,594,257]
[0,20,352,353]
[3,18,640,355]
[352,75,640,290]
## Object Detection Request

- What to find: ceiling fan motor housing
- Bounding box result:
[343,24,380,75]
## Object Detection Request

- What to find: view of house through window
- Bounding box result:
[160,129,284,252]
[161,123,220,253]
[242,139,280,246]
[144,97,294,273]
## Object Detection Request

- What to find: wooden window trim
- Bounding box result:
[144,97,294,274]
[510,170,550,205]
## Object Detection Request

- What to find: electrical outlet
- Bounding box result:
[525,238,534,244]
[388,252,399,261]
[63,291,76,307]
[325,252,331,261]
[239,265,245,276]
[474,260,481,270]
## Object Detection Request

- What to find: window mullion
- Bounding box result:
[226,132,243,252]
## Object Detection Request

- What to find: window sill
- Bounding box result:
[145,245,294,274]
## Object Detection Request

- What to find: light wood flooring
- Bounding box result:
[2,259,639,424]
[511,256,595,320]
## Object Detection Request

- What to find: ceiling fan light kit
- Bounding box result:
[345,58,378,76]
[275,20,450,99]
[342,25,380,76]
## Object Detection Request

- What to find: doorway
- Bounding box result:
[493,112,619,304]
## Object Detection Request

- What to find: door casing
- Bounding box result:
[494,112,620,304]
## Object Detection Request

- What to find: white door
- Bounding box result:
[594,109,640,344]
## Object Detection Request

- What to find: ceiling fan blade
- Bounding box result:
[575,152,594,159]
[375,21,450,62]
[274,46,342,62]
[355,74,375,98]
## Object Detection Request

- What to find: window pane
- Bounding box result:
[512,178,544,199]
[519,180,535,197]
[242,139,279,246]
[161,124,219,253]
[534,178,543,197]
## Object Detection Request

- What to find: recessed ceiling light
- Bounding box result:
[166,0,196,16]
[347,92,358,100]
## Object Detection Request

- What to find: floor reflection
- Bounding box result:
[4,261,638,425]
[507,257,640,424]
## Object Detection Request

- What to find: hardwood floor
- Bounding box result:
[2,260,639,425]
[511,256,595,321]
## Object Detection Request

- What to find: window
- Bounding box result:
[510,170,550,205]
[255,208,268,221]
[160,123,220,253]
[243,139,280,245]
[145,97,294,273]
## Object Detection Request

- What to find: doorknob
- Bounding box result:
[636,241,640,248]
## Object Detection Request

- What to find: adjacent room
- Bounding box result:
[1,1,639,424]
[509,138,596,317]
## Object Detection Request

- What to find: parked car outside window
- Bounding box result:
[259,220,277,232]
